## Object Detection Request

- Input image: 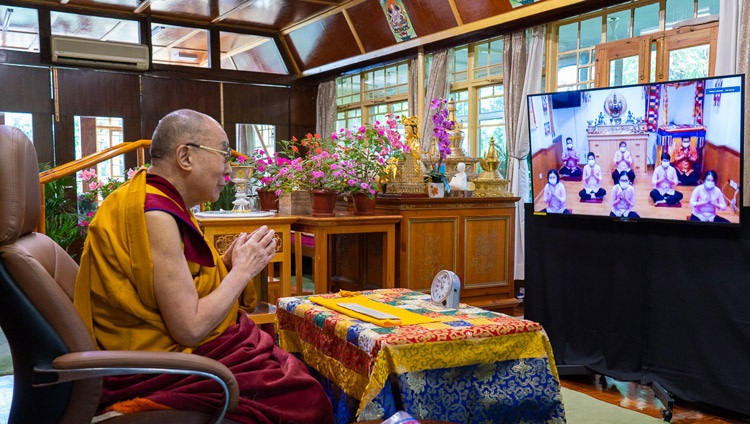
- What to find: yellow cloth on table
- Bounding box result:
[309,295,437,327]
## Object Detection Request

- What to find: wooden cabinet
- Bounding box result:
[198,215,297,311]
[587,127,648,177]
[374,196,520,313]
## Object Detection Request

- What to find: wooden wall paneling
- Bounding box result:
[290,83,318,139]
[402,0,458,37]
[0,65,52,113]
[703,142,741,189]
[56,69,141,118]
[531,145,560,203]
[32,113,55,165]
[453,0,512,24]
[347,0,400,53]
[285,14,363,71]
[53,115,77,165]
[140,75,222,136]
[222,82,292,150]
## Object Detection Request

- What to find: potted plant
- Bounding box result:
[424,97,455,197]
[271,133,356,216]
[334,113,406,214]
[238,149,291,211]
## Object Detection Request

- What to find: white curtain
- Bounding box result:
[408,56,419,117]
[716,0,740,75]
[737,0,750,206]
[421,50,450,152]
[503,26,545,281]
[316,80,336,138]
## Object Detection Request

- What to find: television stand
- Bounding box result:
[651,381,675,422]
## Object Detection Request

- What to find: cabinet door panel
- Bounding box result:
[405,218,458,291]
[464,216,510,290]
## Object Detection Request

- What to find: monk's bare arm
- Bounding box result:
[147,211,275,346]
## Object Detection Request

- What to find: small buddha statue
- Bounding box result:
[449,162,468,191]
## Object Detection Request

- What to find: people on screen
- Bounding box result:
[542,169,570,214]
[610,173,639,218]
[673,136,700,186]
[650,152,684,206]
[612,140,636,185]
[73,109,334,423]
[559,137,582,177]
[689,169,728,223]
[579,152,606,201]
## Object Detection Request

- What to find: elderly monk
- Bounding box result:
[74,109,334,423]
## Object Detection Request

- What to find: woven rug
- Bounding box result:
[562,386,664,423]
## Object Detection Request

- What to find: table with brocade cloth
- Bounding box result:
[275,288,565,424]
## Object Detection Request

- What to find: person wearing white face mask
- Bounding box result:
[612,140,636,185]
[689,169,729,222]
[610,173,639,218]
[542,169,570,214]
[674,136,700,186]
[650,152,683,206]
[559,137,582,178]
[579,152,606,201]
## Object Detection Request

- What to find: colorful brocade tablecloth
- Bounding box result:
[276,288,565,424]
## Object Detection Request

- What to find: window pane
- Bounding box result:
[579,17,601,49]
[665,0,694,29]
[74,115,125,203]
[452,46,468,82]
[668,44,709,80]
[697,0,719,17]
[557,53,577,86]
[579,51,590,66]
[558,22,578,52]
[0,112,33,141]
[152,24,208,68]
[0,6,40,52]
[609,55,639,86]
[236,124,276,157]
[52,11,140,44]
[449,90,468,127]
[606,10,630,42]
[219,32,287,74]
[634,3,660,35]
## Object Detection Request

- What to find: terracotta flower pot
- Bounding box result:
[256,188,280,211]
[352,193,377,216]
[309,189,337,217]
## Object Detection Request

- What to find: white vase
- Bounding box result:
[428,182,445,198]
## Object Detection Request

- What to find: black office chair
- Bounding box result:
[0,125,239,423]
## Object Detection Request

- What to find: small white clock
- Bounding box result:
[430,270,461,309]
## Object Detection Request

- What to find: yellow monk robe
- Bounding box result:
[74,168,250,352]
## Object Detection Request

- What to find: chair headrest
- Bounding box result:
[0,125,40,245]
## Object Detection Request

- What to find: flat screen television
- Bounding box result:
[527,74,744,225]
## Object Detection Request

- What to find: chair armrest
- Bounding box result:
[33,350,239,421]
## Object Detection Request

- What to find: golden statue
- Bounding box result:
[474,136,512,197]
[386,115,426,195]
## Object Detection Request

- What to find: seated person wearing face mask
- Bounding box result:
[689,169,728,222]
[612,140,636,185]
[610,173,639,218]
[673,136,700,186]
[579,152,606,201]
[542,169,570,214]
[559,137,582,178]
[650,152,684,206]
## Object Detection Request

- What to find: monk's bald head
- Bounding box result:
[150,109,222,162]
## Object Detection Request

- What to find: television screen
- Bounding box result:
[527,75,744,225]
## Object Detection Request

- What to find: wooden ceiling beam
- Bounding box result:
[281,0,367,35]
[341,9,365,54]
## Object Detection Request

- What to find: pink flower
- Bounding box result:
[126,168,137,180]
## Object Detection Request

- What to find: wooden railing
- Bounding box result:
[38,139,152,233]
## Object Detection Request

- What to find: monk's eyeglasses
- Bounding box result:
[184,143,232,163]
